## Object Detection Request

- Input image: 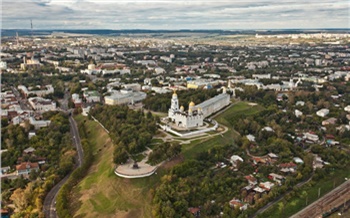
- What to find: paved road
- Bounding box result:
[11,86,31,111]
[43,115,83,218]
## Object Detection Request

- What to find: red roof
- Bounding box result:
[279,162,297,168]
[245,175,257,182]
[229,199,243,207]
[188,207,200,214]
[16,162,39,171]
[0,209,9,214]
[325,134,335,139]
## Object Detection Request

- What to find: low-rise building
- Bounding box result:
[322,117,337,126]
[316,108,329,117]
[83,90,100,103]
[28,97,56,112]
[18,85,54,97]
[72,93,82,107]
[104,90,146,105]
[229,198,248,211]
[16,162,39,176]
[29,117,51,130]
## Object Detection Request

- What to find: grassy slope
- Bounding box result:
[70,102,263,217]
[70,115,163,218]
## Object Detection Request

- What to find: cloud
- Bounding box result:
[2,0,349,29]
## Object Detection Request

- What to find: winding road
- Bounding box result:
[43,114,84,218]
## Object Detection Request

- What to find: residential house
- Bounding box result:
[23,147,35,155]
[229,198,248,211]
[245,175,258,186]
[252,157,267,165]
[279,162,297,174]
[293,157,304,164]
[0,166,10,175]
[268,173,285,183]
[16,162,39,176]
[83,90,101,103]
[246,134,256,142]
[267,153,279,162]
[230,155,244,168]
[188,207,200,217]
[316,108,329,117]
[259,181,275,191]
[303,132,319,143]
[343,105,350,113]
[322,117,337,126]
[295,109,303,118]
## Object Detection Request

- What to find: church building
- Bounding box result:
[168,88,230,129]
[168,91,204,129]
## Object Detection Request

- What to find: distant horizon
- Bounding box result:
[2,28,350,31]
[2,0,348,30]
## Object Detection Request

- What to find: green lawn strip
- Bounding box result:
[258,168,350,218]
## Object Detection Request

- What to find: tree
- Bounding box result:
[113,147,128,164]
[10,188,28,211]
[29,169,39,181]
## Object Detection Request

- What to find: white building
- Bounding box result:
[168,91,204,129]
[316,108,329,117]
[104,90,146,105]
[295,109,303,118]
[71,93,82,106]
[344,105,350,112]
[168,88,230,129]
[29,117,51,130]
[0,61,7,70]
[28,97,56,112]
[83,90,100,103]
[102,68,130,75]
[303,132,319,142]
[195,90,230,118]
[123,83,141,91]
[18,85,54,97]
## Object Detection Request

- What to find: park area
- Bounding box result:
[68,101,263,217]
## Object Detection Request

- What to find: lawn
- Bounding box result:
[182,101,264,160]
[70,115,162,218]
[257,167,350,218]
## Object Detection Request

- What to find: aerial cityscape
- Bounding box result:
[1,1,350,218]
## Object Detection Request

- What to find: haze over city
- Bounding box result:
[2,0,349,30]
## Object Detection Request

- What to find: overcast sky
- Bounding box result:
[2,0,349,29]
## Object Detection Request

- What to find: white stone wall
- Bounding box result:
[173,112,204,128]
[197,94,230,117]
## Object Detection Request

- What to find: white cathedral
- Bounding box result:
[168,88,230,129]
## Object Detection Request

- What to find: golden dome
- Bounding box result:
[172,90,177,97]
[188,108,193,113]
[180,105,184,110]
[189,101,195,107]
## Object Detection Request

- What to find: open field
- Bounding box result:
[70,115,163,218]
